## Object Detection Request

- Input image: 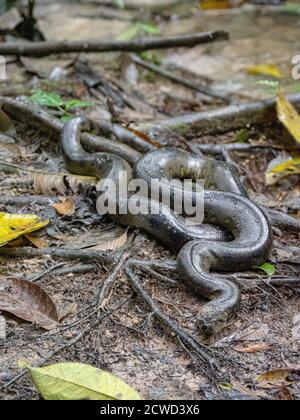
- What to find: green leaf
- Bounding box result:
[65,99,94,111]
[30,91,65,108]
[255,80,280,96]
[19,361,141,401]
[256,263,276,277]
[113,0,125,9]
[235,129,249,144]
[117,24,141,41]
[140,23,160,35]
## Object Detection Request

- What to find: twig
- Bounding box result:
[125,259,221,375]
[96,250,130,306]
[139,93,300,139]
[52,264,98,276]
[26,263,66,283]
[0,31,229,57]
[0,247,115,265]
[131,54,230,103]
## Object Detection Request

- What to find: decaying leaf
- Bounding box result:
[0,160,97,195]
[53,197,76,216]
[234,343,271,354]
[246,64,283,79]
[0,212,49,247]
[62,226,128,251]
[277,92,300,144]
[24,234,49,249]
[0,279,58,330]
[256,369,299,388]
[19,361,141,400]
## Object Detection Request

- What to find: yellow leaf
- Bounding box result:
[0,212,49,247]
[246,64,284,79]
[19,361,141,400]
[199,0,232,10]
[266,158,300,185]
[277,92,300,144]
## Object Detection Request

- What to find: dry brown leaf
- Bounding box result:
[25,234,49,249]
[62,226,128,252]
[256,369,298,389]
[234,343,271,354]
[0,279,58,330]
[53,197,75,217]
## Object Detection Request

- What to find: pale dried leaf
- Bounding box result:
[234,343,271,353]
[62,226,128,251]
[53,197,75,216]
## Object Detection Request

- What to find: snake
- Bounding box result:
[0,98,273,333]
[60,119,273,334]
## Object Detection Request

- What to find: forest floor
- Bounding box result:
[0,0,299,400]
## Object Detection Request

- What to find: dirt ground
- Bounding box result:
[0,0,299,400]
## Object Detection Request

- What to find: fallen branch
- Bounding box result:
[0,31,229,57]
[131,54,230,103]
[139,93,300,139]
[0,247,115,265]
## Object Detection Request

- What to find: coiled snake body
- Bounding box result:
[60,117,272,333]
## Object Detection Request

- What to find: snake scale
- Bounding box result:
[0,98,273,334]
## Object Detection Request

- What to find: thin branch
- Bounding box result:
[131,54,230,103]
[0,31,229,57]
[0,247,115,265]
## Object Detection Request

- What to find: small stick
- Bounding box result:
[131,54,230,103]
[0,31,229,57]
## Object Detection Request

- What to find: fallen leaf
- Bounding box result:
[266,157,300,186]
[0,160,97,195]
[24,234,49,249]
[0,212,49,247]
[256,263,276,277]
[234,343,271,353]
[19,361,141,400]
[277,92,300,144]
[62,226,128,252]
[53,197,76,217]
[247,64,284,79]
[0,279,58,330]
[257,369,298,389]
